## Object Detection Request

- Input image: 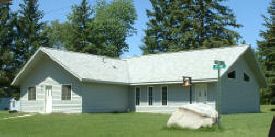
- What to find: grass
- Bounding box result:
[0,105,274,137]
[0,111,25,119]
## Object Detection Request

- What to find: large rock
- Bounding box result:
[167,103,218,129]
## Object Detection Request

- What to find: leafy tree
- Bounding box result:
[258,1,275,104]
[58,0,137,57]
[0,1,16,98]
[43,20,64,49]
[93,0,137,57]
[141,0,242,54]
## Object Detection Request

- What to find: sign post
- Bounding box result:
[182,76,192,104]
[213,60,226,129]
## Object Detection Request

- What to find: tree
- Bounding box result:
[64,0,95,53]
[13,0,48,67]
[258,1,275,104]
[141,0,242,54]
[56,0,137,57]
[0,1,16,98]
[93,0,137,57]
[43,20,64,49]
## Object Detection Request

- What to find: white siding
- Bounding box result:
[20,55,82,113]
[129,84,216,113]
[82,83,129,113]
[221,55,260,113]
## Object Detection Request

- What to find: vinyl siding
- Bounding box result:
[129,83,216,113]
[82,83,129,113]
[221,55,260,113]
[20,55,82,113]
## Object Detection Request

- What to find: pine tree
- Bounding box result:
[65,0,95,53]
[258,1,275,104]
[141,0,242,54]
[0,1,20,99]
[13,0,48,67]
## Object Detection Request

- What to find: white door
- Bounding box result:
[195,84,207,103]
[45,86,52,113]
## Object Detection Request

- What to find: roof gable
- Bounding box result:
[125,45,249,84]
[11,45,267,87]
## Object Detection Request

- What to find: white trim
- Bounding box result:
[11,48,82,86]
[11,49,42,86]
[129,79,217,86]
[147,86,153,106]
[221,46,267,87]
[12,45,267,88]
[42,50,82,81]
[247,48,267,87]
[61,84,72,101]
[82,78,129,85]
[45,85,53,113]
[161,86,168,106]
[134,87,141,106]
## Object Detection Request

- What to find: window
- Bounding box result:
[227,71,236,79]
[148,87,153,105]
[244,73,250,82]
[162,86,168,105]
[135,87,140,105]
[62,85,71,100]
[28,87,36,100]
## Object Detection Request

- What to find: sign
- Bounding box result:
[214,60,225,65]
[182,77,192,87]
[213,63,226,70]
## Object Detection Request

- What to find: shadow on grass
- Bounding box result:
[270,109,275,111]
[162,123,224,132]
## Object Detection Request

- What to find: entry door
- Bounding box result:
[45,86,52,113]
[195,84,207,103]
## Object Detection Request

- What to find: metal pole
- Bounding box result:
[190,85,192,104]
[217,67,222,128]
[190,77,192,104]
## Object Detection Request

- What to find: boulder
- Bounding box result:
[167,103,218,129]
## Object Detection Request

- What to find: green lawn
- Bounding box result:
[0,105,274,137]
[0,111,25,119]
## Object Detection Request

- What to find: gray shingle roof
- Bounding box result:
[12,45,266,86]
[125,45,248,84]
[41,48,129,84]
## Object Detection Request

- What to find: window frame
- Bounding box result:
[28,87,36,101]
[61,84,72,101]
[135,87,141,106]
[243,72,250,82]
[147,86,153,106]
[227,71,236,80]
[12,101,15,107]
[161,86,168,106]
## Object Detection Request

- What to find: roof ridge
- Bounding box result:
[39,45,249,61]
[122,44,250,60]
[39,47,125,62]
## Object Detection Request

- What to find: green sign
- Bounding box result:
[213,65,219,70]
[213,64,226,70]
[221,63,226,68]
[214,60,225,66]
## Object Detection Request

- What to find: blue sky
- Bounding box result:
[10,0,270,58]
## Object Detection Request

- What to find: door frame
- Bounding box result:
[45,85,52,113]
[195,84,207,103]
